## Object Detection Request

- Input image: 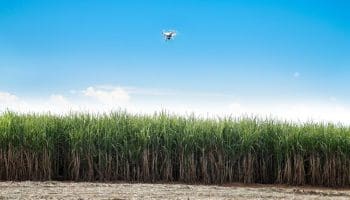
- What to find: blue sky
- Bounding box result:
[1,0,350,122]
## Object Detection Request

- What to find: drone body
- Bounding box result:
[162,30,177,41]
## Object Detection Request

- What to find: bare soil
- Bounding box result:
[1,181,350,200]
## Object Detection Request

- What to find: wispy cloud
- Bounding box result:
[80,85,236,98]
[329,96,337,102]
[293,72,300,78]
[82,86,130,105]
[0,92,18,103]
[227,101,350,124]
[126,87,176,96]
[228,102,242,111]
[1,86,350,124]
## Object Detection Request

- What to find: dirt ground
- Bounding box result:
[0,181,350,200]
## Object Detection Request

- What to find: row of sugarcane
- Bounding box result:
[0,111,349,187]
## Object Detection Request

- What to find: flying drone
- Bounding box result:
[162,30,177,41]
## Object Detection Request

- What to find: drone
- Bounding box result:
[162,30,177,41]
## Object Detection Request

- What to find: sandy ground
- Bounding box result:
[0,182,350,200]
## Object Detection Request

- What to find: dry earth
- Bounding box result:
[0,181,350,200]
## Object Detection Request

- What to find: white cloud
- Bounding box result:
[0,93,76,114]
[50,94,70,105]
[82,86,130,105]
[42,95,77,113]
[1,86,132,114]
[1,87,350,125]
[0,92,18,103]
[226,101,350,124]
[0,92,24,111]
[228,102,242,111]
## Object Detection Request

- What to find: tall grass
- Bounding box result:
[0,111,349,187]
